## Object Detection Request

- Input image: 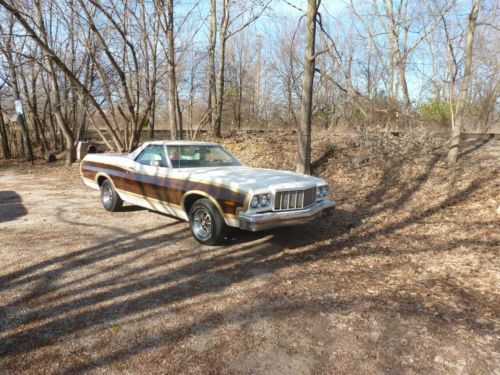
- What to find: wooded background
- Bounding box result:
[0,0,498,168]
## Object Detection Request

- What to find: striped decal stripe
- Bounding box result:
[81,160,246,215]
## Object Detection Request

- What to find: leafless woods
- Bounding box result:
[0,0,497,168]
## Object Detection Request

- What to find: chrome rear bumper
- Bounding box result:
[238,199,336,231]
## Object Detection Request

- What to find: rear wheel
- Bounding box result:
[188,198,227,245]
[100,179,123,212]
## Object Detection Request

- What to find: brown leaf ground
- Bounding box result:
[0,134,499,374]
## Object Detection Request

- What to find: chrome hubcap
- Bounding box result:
[192,208,212,240]
[102,185,113,206]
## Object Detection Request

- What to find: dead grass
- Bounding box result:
[0,134,498,374]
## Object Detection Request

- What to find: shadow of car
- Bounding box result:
[0,191,27,223]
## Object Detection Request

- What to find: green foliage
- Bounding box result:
[419,99,455,123]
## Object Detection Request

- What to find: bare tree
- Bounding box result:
[212,0,230,137]
[0,89,11,159]
[0,18,33,161]
[447,0,480,165]
[226,33,250,130]
[270,19,302,128]
[0,0,494,166]
[34,0,76,165]
[155,0,184,140]
[137,0,160,140]
[207,0,217,127]
[0,0,125,151]
[211,0,270,137]
[296,0,319,174]
[166,0,183,140]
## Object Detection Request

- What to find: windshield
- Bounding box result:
[166,145,242,168]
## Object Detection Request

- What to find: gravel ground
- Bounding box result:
[0,135,499,374]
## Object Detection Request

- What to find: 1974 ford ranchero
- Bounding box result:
[80,141,336,245]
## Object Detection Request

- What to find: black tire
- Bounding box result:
[188,198,227,246]
[100,179,123,212]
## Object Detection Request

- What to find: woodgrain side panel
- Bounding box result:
[80,160,246,215]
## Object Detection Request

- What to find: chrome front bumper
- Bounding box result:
[238,199,336,231]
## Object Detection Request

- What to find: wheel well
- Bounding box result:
[183,193,206,214]
[97,175,108,187]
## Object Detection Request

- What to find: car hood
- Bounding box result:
[173,166,324,192]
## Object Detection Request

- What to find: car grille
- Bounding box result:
[274,187,316,211]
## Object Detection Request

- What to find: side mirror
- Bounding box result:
[150,160,161,167]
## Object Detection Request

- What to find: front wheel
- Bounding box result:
[100,179,123,212]
[188,198,227,246]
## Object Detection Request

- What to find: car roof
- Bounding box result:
[146,140,220,146]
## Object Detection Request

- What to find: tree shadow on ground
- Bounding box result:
[0,152,496,374]
[0,191,27,223]
[459,137,492,159]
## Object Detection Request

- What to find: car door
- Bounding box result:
[127,144,177,213]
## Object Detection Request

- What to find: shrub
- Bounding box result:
[419,99,455,125]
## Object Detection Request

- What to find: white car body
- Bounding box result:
[80,141,336,231]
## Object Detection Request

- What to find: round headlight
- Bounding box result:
[260,194,269,207]
[321,186,328,197]
[250,196,260,208]
[316,188,322,198]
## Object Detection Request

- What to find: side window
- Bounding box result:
[136,145,168,167]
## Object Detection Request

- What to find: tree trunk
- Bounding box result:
[149,97,156,139]
[208,0,217,126]
[2,22,33,162]
[175,85,184,140]
[447,0,480,166]
[213,0,229,138]
[385,0,411,110]
[19,64,45,153]
[236,81,242,129]
[0,95,11,159]
[286,79,296,127]
[35,0,75,166]
[296,0,318,174]
[166,0,180,140]
[394,55,411,109]
[255,34,262,130]
[30,69,49,153]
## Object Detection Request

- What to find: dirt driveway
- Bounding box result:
[0,140,499,374]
